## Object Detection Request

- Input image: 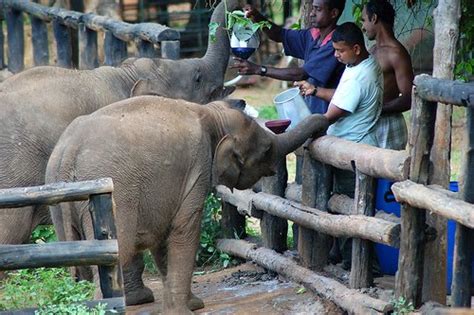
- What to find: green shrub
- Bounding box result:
[30,225,56,244]
[258,105,278,120]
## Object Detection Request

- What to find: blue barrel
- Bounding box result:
[374,179,473,293]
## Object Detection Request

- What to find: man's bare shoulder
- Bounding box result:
[382,39,412,65]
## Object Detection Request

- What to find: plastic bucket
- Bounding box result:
[374,180,474,293]
[273,88,311,129]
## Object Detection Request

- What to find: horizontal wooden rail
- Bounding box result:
[414,74,474,107]
[309,135,410,181]
[0,240,118,270]
[216,186,400,247]
[2,0,180,42]
[217,239,393,314]
[392,180,474,229]
[0,178,113,208]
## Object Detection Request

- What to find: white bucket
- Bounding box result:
[273,88,311,129]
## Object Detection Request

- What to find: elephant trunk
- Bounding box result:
[275,114,329,156]
[202,0,242,78]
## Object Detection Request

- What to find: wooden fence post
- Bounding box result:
[220,201,247,239]
[137,40,159,58]
[89,193,123,298]
[260,157,288,253]
[78,23,99,70]
[53,19,73,68]
[396,89,437,307]
[299,145,332,270]
[349,167,375,288]
[0,19,4,69]
[161,40,180,60]
[30,15,49,66]
[6,7,24,73]
[452,105,474,306]
[104,31,128,67]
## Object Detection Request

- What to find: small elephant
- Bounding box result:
[0,0,240,305]
[45,96,328,314]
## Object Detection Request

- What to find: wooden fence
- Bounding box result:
[0,0,181,73]
[217,74,474,314]
[0,178,125,314]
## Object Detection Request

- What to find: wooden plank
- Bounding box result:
[395,91,437,307]
[30,15,49,66]
[391,180,474,229]
[309,135,410,181]
[89,194,124,299]
[260,157,288,253]
[452,105,474,306]
[414,74,474,108]
[6,8,24,73]
[299,147,332,270]
[160,40,180,60]
[0,240,118,270]
[104,31,127,66]
[78,23,98,70]
[350,168,375,289]
[217,239,393,314]
[52,19,73,68]
[0,178,113,208]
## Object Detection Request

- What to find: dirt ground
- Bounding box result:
[127,262,344,315]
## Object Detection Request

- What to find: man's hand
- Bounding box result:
[230,57,260,75]
[294,80,316,96]
[243,5,263,22]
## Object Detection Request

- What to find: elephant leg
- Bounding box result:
[123,252,155,306]
[151,244,204,311]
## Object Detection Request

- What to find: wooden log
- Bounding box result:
[452,104,474,306]
[350,168,376,289]
[0,20,4,68]
[391,180,474,229]
[52,19,73,68]
[220,201,246,239]
[160,40,180,60]
[89,193,124,299]
[299,146,331,270]
[0,178,113,209]
[260,157,288,253]
[218,188,400,247]
[395,90,437,307]
[6,8,24,73]
[217,239,393,314]
[0,240,118,270]
[30,15,49,66]
[78,23,98,70]
[414,74,474,108]
[137,40,159,58]
[103,31,127,67]
[309,135,410,181]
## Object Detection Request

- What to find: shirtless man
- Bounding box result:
[361,0,414,150]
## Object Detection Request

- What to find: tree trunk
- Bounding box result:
[424,0,461,304]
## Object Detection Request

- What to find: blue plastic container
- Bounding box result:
[375,179,474,293]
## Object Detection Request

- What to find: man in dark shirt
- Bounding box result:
[231,0,346,114]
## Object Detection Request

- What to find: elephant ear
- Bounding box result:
[130,79,163,97]
[212,134,243,189]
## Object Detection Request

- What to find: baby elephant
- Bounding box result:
[46,96,328,314]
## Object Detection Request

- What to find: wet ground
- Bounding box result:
[126,262,344,314]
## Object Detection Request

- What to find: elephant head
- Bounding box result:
[212,109,329,190]
[130,0,241,104]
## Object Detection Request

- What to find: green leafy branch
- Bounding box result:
[209,10,271,43]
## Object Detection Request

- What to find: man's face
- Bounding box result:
[361,7,376,40]
[333,41,359,65]
[309,0,335,28]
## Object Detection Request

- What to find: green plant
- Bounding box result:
[391,296,415,315]
[37,302,109,315]
[258,105,278,120]
[30,225,57,244]
[0,268,95,310]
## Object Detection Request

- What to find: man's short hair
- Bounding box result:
[365,0,396,29]
[324,0,345,18]
[332,22,365,47]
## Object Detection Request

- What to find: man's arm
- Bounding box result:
[244,5,283,42]
[382,49,414,114]
[324,103,349,124]
[231,58,309,81]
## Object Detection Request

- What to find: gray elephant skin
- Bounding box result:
[0,0,239,305]
[45,95,328,314]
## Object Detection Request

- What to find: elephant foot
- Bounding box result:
[125,286,155,306]
[188,292,205,310]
